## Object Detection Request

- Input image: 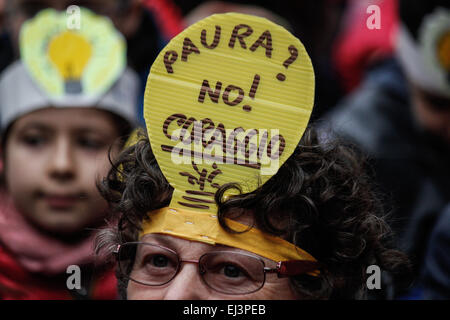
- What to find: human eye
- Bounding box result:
[129,244,179,284]
[200,253,265,294]
[141,253,177,274]
[202,260,254,290]
[21,132,48,147]
[77,136,106,150]
[207,260,251,281]
[146,254,171,268]
[222,264,246,278]
[202,253,263,283]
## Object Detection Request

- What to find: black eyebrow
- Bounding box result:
[17,122,53,133]
[71,128,110,137]
[18,123,110,137]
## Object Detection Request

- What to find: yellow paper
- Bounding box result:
[144,13,315,214]
[142,13,318,270]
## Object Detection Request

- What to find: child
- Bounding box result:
[0,8,138,299]
[96,13,411,300]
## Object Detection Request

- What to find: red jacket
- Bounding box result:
[0,245,117,300]
[0,192,118,300]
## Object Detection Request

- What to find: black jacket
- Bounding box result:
[322,58,450,296]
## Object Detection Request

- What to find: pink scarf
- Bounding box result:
[0,192,100,275]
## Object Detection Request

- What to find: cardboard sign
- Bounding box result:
[144,13,315,214]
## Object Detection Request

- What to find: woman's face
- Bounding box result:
[4,107,120,235]
[126,233,301,300]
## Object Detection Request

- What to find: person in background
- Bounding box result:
[332,0,399,92]
[0,0,12,75]
[1,0,184,124]
[2,0,182,69]
[0,8,139,299]
[322,0,450,298]
[422,203,450,299]
[174,0,347,119]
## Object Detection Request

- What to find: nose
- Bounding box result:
[162,263,210,300]
[47,136,75,181]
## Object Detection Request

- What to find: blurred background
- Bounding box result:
[0,0,449,300]
[0,0,405,120]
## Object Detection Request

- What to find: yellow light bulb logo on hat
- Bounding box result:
[19,8,126,102]
[48,31,93,93]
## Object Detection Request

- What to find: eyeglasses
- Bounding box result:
[114,242,319,295]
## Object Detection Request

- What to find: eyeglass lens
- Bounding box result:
[117,242,267,295]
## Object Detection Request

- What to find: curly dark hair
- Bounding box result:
[96,125,412,299]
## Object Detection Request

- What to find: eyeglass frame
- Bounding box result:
[113,241,319,295]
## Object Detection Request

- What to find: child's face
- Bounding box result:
[4,107,121,235]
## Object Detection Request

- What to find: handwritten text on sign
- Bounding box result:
[144,14,314,211]
[161,22,298,209]
[163,24,299,110]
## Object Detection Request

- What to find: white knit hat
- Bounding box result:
[0,61,139,132]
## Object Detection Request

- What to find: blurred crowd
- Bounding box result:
[0,0,449,299]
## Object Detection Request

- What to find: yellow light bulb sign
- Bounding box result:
[144,13,315,214]
[48,31,93,93]
[19,8,125,101]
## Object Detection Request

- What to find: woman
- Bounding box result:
[96,126,411,299]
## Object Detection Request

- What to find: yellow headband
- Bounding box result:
[139,207,319,276]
